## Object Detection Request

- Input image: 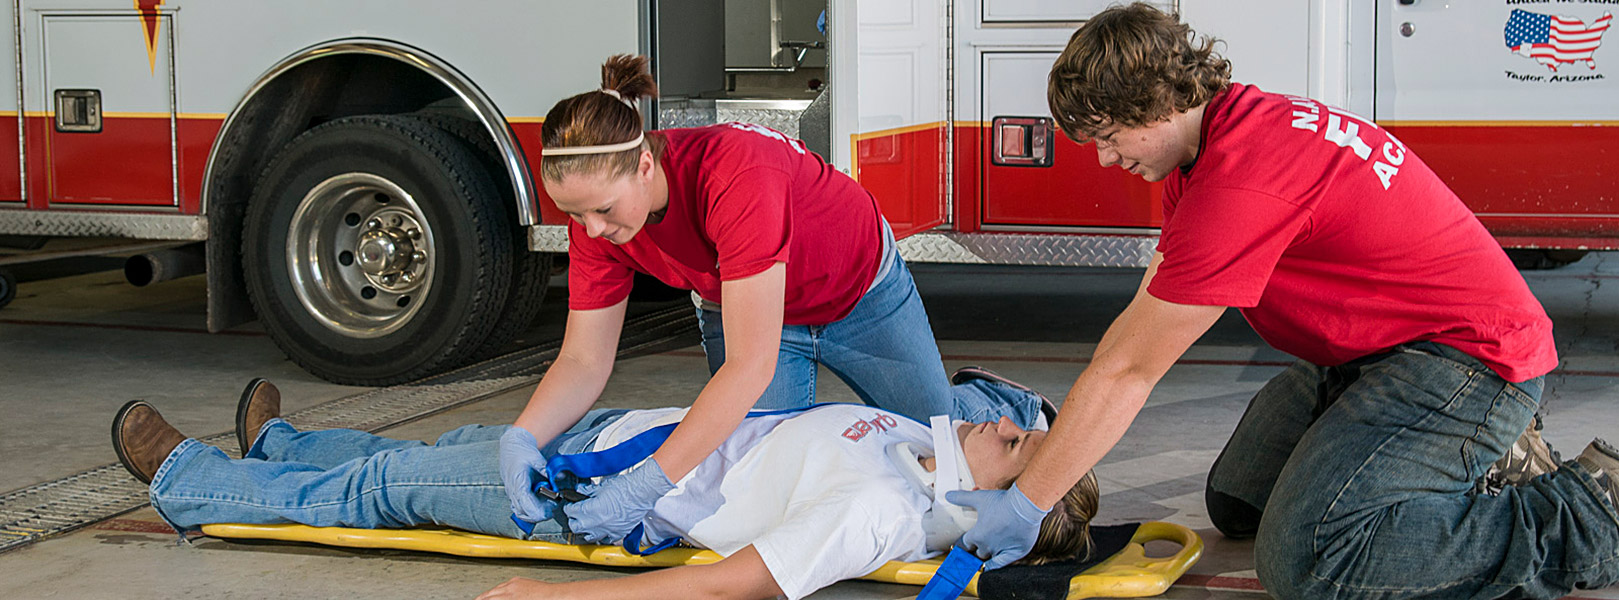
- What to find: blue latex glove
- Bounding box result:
[946,482,1050,570]
[565,458,675,543]
[498,426,552,523]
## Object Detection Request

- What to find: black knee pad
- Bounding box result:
[1206,487,1263,539]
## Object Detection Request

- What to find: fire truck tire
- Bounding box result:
[407,111,552,360]
[242,114,513,385]
[0,268,15,309]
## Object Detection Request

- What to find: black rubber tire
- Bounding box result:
[409,111,553,360]
[0,268,15,309]
[242,114,513,385]
[1506,249,1589,270]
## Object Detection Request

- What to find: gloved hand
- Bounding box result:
[946,482,1050,570]
[499,426,552,523]
[565,458,675,543]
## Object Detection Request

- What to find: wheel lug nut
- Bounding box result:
[407,229,421,240]
[367,218,382,230]
[411,250,426,263]
[400,272,415,284]
[382,274,397,285]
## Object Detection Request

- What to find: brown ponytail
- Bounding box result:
[1018,470,1099,566]
[540,54,667,182]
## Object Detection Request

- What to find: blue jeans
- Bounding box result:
[1206,342,1619,599]
[147,409,632,542]
[698,256,1045,428]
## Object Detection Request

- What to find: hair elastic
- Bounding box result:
[599,88,637,109]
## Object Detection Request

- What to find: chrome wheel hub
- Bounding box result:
[286,173,436,338]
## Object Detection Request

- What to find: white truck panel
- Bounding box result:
[854,0,946,133]
[981,0,1165,23]
[17,1,639,118]
[42,15,172,113]
[1180,0,1312,99]
[1376,1,1618,121]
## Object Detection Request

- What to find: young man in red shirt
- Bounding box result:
[947,4,1619,598]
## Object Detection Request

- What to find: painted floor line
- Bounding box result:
[1174,574,1611,599]
[663,350,1619,379]
[0,318,266,337]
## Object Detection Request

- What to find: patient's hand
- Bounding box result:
[476,577,560,600]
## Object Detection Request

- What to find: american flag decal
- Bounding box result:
[1504,9,1611,72]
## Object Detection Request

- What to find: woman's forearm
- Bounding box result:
[653,356,775,479]
[653,264,786,480]
[514,350,616,446]
[514,302,628,446]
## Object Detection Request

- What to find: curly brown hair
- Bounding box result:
[1016,470,1100,566]
[540,54,668,182]
[1047,3,1230,142]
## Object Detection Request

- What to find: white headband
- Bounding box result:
[540,132,645,157]
[539,89,645,157]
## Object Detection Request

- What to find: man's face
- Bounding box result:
[958,417,1046,490]
[544,152,663,245]
[1089,111,1200,182]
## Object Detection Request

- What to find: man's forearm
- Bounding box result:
[1017,364,1153,509]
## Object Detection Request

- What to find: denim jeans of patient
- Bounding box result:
[1206,342,1619,599]
[147,409,630,543]
[698,255,1046,429]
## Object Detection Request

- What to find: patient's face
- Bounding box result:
[958,417,1046,490]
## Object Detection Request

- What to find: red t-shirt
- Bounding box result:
[1147,83,1556,382]
[567,123,885,325]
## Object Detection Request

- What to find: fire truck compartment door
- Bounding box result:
[0,2,18,205]
[980,0,1170,24]
[979,52,1158,229]
[848,0,949,238]
[1375,2,1618,236]
[40,13,176,207]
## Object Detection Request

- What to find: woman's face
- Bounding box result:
[959,417,1046,490]
[544,150,665,245]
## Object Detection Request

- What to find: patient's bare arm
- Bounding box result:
[473,545,784,600]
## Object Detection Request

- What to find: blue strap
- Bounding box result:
[916,546,984,600]
[541,423,679,494]
[517,405,829,551]
[623,523,682,555]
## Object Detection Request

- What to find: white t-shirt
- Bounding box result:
[589,404,939,600]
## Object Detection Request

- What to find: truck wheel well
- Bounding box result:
[205,53,507,333]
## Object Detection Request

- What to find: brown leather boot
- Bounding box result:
[112,400,187,484]
[235,378,281,456]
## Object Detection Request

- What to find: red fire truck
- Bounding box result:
[0,0,1611,384]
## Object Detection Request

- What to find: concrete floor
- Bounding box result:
[1,252,1617,599]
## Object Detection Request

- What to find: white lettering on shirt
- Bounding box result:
[1282,97,1404,190]
[1288,97,1320,133]
[726,122,807,155]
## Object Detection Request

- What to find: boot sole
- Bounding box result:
[111,399,156,484]
[235,377,271,457]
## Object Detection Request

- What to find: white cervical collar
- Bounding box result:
[887,415,978,551]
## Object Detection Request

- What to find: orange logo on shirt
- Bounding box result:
[137,0,163,74]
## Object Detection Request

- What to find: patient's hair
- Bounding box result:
[1017,470,1100,566]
